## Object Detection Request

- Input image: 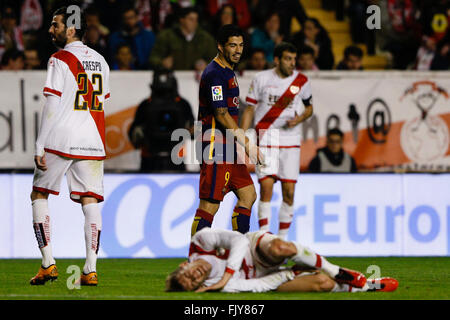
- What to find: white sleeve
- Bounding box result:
[43,56,65,98]
[35,95,60,156]
[192,228,249,274]
[221,270,295,293]
[104,62,110,101]
[245,76,260,107]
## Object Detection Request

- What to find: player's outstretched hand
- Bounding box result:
[195,271,233,293]
[34,155,47,171]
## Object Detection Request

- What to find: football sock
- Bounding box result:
[82,203,102,274]
[32,199,55,268]
[257,201,271,231]
[278,201,294,240]
[332,283,370,292]
[291,243,340,278]
[231,206,251,233]
[191,208,213,236]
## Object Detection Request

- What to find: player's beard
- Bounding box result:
[52,30,68,48]
[224,50,241,68]
[279,63,294,77]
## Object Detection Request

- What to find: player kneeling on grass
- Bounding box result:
[165,228,398,293]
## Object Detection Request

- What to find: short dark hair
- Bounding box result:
[1,48,24,66]
[216,24,244,46]
[178,6,198,19]
[165,267,185,292]
[274,42,297,60]
[327,128,344,138]
[121,5,138,17]
[344,45,363,59]
[298,45,315,57]
[250,47,266,57]
[53,6,87,41]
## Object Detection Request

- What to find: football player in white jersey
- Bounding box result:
[165,228,398,293]
[30,7,110,286]
[241,42,313,240]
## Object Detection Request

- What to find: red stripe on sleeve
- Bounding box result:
[246,97,257,105]
[43,87,62,97]
[225,267,235,275]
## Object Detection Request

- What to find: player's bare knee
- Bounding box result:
[317,274,335,292]
[269,239,296,258]
[30,190,48,201]
[282,191,294,206]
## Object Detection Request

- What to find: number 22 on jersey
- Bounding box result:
[74,72,103,112]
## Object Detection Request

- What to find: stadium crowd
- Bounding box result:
[0,0,449,72]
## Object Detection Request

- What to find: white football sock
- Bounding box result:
[32,199,55,268]
[278,201,294,240]
[258,201,271,231]
[291,242,340,278]
[82,203,102,274]
[332,282,370,292]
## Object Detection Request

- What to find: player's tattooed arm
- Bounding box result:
[214,107,264,165]
[240,105,255,131]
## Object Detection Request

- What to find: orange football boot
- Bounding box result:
[367,277,399,292]
[79,272,98,286]
[335,268,367,288]
[30,264,58,285]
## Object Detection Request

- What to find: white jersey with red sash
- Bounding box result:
[188,228,257,286]
[246,69,311,147]
[42,41,110,160]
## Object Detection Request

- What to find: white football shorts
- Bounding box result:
[32,152,104,202]
[255,146,300,183]
[246,231,284,277]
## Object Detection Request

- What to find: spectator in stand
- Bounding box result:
[378,0,421,69]
[418,0,450,44]
[24,47,41,70]
[0,6,24,62]
[85,6,110,39]
[210,4,238,37]
[308,128,357,173]
[245,47,269,70]
[112,43,136,70]
[336,45,364,70]
[96,0,126,33]
[251,12,283,64]
[85,25,108,58]
[290,18,334,70]
[149,7,216,71]
[1,48,25,70]
[413,0,450,70]
[249,0,307,39]
[205,0,251,31]
[414,33,450,70]
[109,6,155,70]
[297,45,319,71]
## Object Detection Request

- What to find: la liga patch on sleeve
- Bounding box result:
[212,86,223,101]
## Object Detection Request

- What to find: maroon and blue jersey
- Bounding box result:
[198,58,240,163]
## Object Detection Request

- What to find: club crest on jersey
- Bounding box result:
[212,86,223,101]
[290,85,300,94]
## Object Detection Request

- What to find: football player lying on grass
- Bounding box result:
[166,228,398,293]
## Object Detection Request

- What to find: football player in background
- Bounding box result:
[241,42,313,240]
[190,24,264,236]
[30,6,110,286]
[166,228,398,293]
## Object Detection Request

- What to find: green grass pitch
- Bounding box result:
[0,257,449,300]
